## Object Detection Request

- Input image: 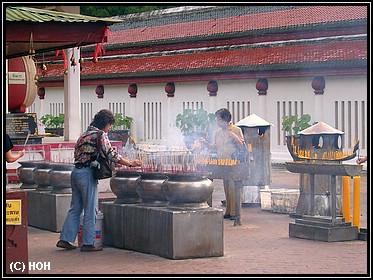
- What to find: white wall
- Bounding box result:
[29,74,367,163]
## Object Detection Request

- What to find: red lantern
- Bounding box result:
[312,76,325,94]
[165,82,175,97]
[37,87,45,99]
[95,85,104,98]
[256,78,268,95]
[128,84,137,98]
[207,81,218,96]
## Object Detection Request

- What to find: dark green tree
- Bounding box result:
[80,6,176,17]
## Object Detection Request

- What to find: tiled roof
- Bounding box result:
[6,6,121,23]
[6,6,122,59]
[39,38,367,81]
[37,6,367,83]
[107,6,367,45]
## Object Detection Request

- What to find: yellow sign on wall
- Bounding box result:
[6,199,22,225]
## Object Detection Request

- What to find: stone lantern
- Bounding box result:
[235,114,272,207]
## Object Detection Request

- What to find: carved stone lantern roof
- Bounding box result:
[299,121,344,135]
[235,113,273,127]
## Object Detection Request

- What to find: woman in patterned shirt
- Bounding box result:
[57,109,142,252]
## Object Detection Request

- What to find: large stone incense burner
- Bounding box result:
[110,169,214,209]
[103,167,223,259]
[136,172,169,207]
[49,162,74,194]
[286,122,360,217]
[32,161,53,191]
[286,161,362,219]
[286,160,362,242]
[284,122,363,242]
[110,170,141,204]
[17,161,44,189]
[163,172,213,210]
[17,161,74,232]
[101,150,248,259]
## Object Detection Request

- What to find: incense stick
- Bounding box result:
[24,130,31,146]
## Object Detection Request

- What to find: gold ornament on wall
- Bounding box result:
[70,54,77,66]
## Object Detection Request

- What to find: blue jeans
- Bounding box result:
[59,167,98,246]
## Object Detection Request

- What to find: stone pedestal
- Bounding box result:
[289,215,358,242]
[27,190,71,232]
[286,162,362,242]
[296,173,342,216]
[101,202,224,259]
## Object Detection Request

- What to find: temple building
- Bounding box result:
[22,5,367,162]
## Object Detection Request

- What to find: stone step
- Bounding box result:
[289,222,359,242]
[300,215,345,223]
[294,218,352,228]
[358,228,368,241]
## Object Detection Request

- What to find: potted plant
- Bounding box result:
[282,114,312,137]
[108,113,134,146]
[175,108,216,149]
[282,114,313,160]
[40,113,64,136]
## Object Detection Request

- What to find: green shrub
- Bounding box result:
[111,113,133,130]
[282,114,312,136]
[175,108,215,137]
[40,114,64,128]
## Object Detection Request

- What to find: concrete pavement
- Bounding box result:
[5,165,369,277]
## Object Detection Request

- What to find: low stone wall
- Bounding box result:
[260,188,300,214]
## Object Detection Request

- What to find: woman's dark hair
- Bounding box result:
[90,109,115,129]
[215,108,231,122]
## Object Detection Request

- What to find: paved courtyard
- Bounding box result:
[6,165,369,276]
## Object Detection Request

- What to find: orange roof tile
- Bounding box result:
[108,6,367,45]
[40,39,367,79]
[38,6,367,84]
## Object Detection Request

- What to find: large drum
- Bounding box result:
[7,56,37,113]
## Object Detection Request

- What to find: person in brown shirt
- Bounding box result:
[198,108,245,219]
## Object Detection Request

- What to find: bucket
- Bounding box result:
[78,211,104,247]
